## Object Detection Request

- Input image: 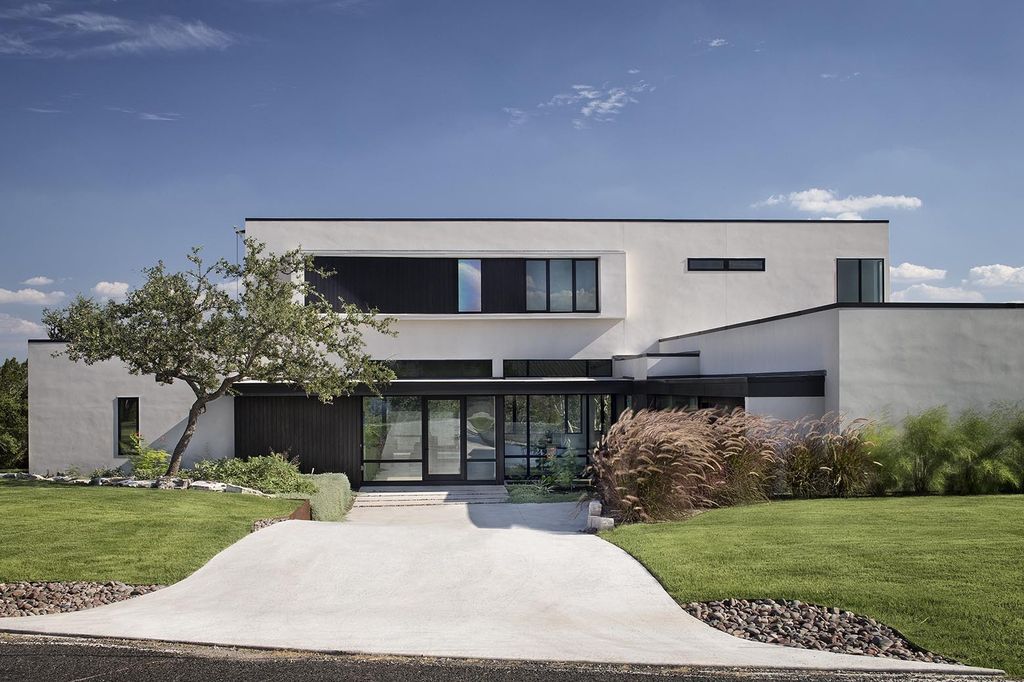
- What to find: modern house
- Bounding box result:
[28,218,1024,485]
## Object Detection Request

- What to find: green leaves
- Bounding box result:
[42,238,397,474]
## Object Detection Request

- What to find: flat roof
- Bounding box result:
[659,302,1024,342]
[245,217,889,224]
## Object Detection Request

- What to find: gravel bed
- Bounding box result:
[0,582,163,618]
[252,517,288,532]
[683,598,957,664]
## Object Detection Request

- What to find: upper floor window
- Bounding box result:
[837,258,884,303]
[308,256,599,315]
[687,258,766,272]
[524,259,599,313]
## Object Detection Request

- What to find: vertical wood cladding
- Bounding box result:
[481,258,526,312]
[308,256,529,314]
[234,396,361,483]
[309,257,457,313]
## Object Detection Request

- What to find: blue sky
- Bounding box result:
[2,0,1024,357]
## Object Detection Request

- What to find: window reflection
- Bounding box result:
[526,260,547,311]
[458,259,482,312]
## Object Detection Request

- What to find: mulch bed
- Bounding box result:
[683,598,957,664]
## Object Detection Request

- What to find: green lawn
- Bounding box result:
[0,480,300,585]
[602,496,1024,675]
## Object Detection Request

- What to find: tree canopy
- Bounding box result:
[44,239,395,475]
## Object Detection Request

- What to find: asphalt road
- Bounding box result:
[0,635,1003,682]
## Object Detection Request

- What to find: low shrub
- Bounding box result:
[781,414,879,498]
[306,473,352,521]
[183,453,315,494]
[125,434,170,479]
[944,410,1021,495]
[899,407,957,494]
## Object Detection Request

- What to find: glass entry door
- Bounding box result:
[426,399,463,479]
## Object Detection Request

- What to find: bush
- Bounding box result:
[899,407,957,494]
[305,473,352,521]
[183,453,315,494]
[590,408,779,523]
[126,434,170,479]
[781,414,880,498]
[944,410,1021,495]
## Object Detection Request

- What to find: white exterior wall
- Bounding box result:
[246,219,888,363]
[29,343,234,475]
[658,308,841,414]
[837,308,1024,422]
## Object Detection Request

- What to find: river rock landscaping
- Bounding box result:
[0,582,164,618]
[683,598,957,664]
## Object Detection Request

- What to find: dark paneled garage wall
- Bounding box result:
[234,396,361,483]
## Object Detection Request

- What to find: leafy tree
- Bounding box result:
[0,357,28,469]
[43,239,396,476]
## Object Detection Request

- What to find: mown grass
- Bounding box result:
[0,480,299,584]
[602,496,1024,675]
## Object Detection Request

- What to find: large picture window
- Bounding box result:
[837,258,884,303]
[362,397,424,482]
[503,394,612,480]
[116,397,139,458]
[523,259,599,312]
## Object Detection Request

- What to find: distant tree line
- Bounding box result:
[0,357,28,470]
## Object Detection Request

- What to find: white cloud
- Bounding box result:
[753,188,922,219]
[502,107,529,128]
[967,264,1024,288]
[820,73,838,79]
[891,284,984,303]
[107,107,182,122]
[539,80,653,128]
[22,275,54,286]
[889,262,947,283]
[627,68,640,74]
[0,6,234,59]
[707,38,728,48]
[93,281,130,301]
[25,107,62,113]
[0,313,45,337]
[0,287,65,305]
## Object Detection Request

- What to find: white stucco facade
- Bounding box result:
[28,217,1021,478]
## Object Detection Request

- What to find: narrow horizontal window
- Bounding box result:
[503,359,612,378]
[688,258,765,272]
[384,360,492,379]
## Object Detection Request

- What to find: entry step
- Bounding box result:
[353,485,509,507]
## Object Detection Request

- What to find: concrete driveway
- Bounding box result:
[0,502,1000,674]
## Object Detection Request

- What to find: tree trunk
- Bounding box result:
[165,399,207,476]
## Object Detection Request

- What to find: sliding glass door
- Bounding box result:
[426,399,462,479]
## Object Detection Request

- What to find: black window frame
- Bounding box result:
[116,396,139,458]
[836,258,885,303]
[384,359,493,379]
[522,258,600,313]
[503,359,613,378]
[687,258,766,272]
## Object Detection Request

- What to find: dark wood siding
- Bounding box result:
[234,396,361,483]
[481,258,526,312]
[308,256,458,313]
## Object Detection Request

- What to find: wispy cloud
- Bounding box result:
[891,284,984,303]
[24,106,62,113]
[967,264,1024,288]
[107,106,181,122]
[753,188,922,220]
[706,38,728,48]
[0,312,45,337]
[0,4,234,58]
[92,281,130,301]
[627,68,640,74]
[539,80,654,129]
[0,287,66,305]
[890,262,947,283]
[22,276,54,286]
[821,71,861,81]
[502,107,528,128]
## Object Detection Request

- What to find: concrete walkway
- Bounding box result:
[0,503,1001,674]
[353,485,509,507]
